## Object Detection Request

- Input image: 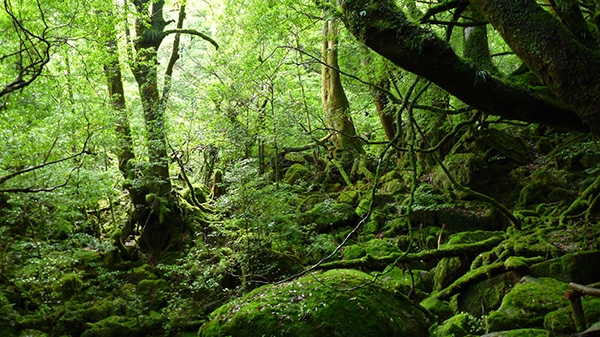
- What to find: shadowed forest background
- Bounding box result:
[2,0,600,336]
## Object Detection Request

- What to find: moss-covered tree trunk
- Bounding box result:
[462,6,497,75]
[322,14,364,167]
[467,0,600,134]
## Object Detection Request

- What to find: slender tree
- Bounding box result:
[321,9,364,167]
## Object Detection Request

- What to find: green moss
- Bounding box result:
[432,153,487,199]
[200,269,431,337]
[486,277,570,332]
[530,251,600,284]
[131,264,158,283]
[80,316,137,337]
[420,296,453,321]
[336,189,357,205]
[303,201,357,232]
[429,312,484,337]
[17,330,47,337]
[456,271,521,316]
[58,273,83,300]
[543,307,575,336]
[481,329,549,336]
[284,164,312,185]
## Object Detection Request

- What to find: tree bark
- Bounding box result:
[468,0,600,134]
[322,15,364,165]
[339,0,590,133]
[128,0,180,254]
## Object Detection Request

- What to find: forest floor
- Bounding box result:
[2,126,600,337]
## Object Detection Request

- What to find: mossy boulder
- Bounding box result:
[464,128,532,167]
[303,201,358,232]
[530,251,600,285]
[200,269,431,337]
[137,279,168,310]
[284,163,312,184]
[58,273,83,300]
[430,312,485,337]
[420,296,453,322]
[130,264,158,283]
[336,189,358,205]
[456,271,521,316]
[378,267,433,300]
[543,296,600,336]
[433,153,488,199]
[57,298,128,336]
[486,276,571,332]
[81,317,134,337]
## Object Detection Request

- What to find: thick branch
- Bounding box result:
[339,0,589,133]
[468,0,600,133]
[163,28,219,50]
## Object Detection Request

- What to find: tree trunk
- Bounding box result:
[468,0,600,134]
[372,78,396,142]
[128,0,182,254]
[322,15,364,166]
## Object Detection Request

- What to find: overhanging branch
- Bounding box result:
[163,28,219,50]
[339,0,589,133]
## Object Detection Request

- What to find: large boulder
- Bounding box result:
[486,276,570,332]
[200,269,431,337]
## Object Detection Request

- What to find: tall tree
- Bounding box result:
[321,11,364,167]
[125,0,217,254]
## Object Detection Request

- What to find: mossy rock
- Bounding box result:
[284,164,312,185]
[486,276,570,332]
[342,244,365,260]
[303,201,358,232]
[456,271,521,317]
[81,311,164,337]
[480,329,549,337]
[17,330,47,337]
[137,279,168,310]
[410,202,504,232]
[517,182,576,208]
[543,295,600,336]
[530,251,600,285]
[336,189,358,205]
[381,170,402,183]
[465,128,532,167]
[182,184,209,204]
[200,269,431,337]
[80,316,139,337]
[433,231,505,293]
[430,312,485,337]
[433,257,471,292]
[57,273,83,300]
[57,298,129,336]
[363,238,400,257]
[421,296,453,322]
[433,153,488,199]
[380,178,406,195]
[378,267,433,297]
